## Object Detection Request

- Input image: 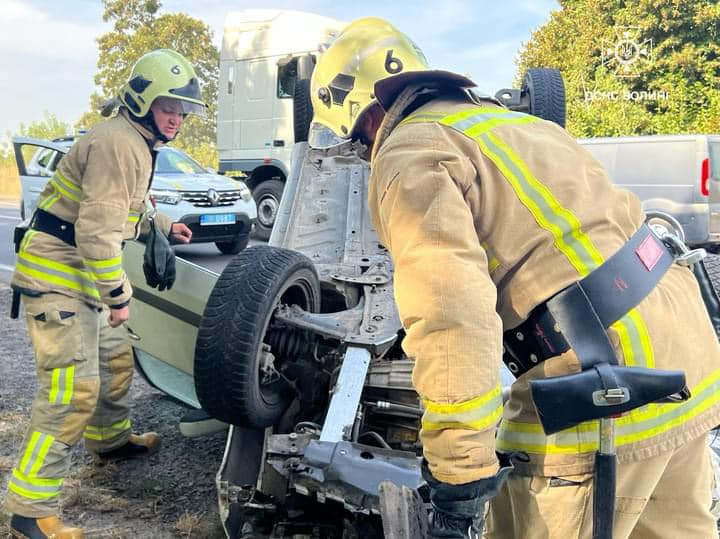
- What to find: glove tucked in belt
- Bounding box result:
[143,216,176,292]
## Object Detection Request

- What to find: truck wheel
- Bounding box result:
[293,77,313,143]
[215,232,250,255]
[523,68,566,128]
[253,179,284,241]
[194,246,321,427]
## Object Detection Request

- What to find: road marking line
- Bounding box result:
[0,215,20,221]
[0,263,16,273]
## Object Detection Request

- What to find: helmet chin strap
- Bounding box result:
[138,111,173,143]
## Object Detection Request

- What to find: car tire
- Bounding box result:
[194,246,321,427]
[252,178,285,241]
[523,68,566,128]
[293,77,313,143]
[215,232,250,255]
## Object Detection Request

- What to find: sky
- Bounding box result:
[0,0,559,143]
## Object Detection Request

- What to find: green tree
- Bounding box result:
[517,0,720,137]
[77,0,219,166]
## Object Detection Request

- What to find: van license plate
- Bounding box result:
[200,214,236,226]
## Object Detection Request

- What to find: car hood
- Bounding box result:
[151,173,240,192]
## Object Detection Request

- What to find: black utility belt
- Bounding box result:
[503,223,675,378]
[30,209,76,247]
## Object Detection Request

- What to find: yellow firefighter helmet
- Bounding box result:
[119,49,207,118]
[310,17,430,138]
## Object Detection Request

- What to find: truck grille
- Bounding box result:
[181,190,242,207]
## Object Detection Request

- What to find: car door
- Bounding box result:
[12,137,69,219]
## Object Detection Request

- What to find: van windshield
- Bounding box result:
[710,141,720,179]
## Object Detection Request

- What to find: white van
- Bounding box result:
[578,135,720,247]
[218,9,346,239]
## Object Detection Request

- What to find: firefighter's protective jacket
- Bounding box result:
[13,109,173,308]
[368,94,720,484]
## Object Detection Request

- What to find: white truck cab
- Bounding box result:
[218,9,346,239]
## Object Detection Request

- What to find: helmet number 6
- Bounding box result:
[384,50,404,74]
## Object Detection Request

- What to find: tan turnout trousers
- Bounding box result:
[4,293,134,517]
[485,435,719,538]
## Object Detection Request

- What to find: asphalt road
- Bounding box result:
[0,201,259,285]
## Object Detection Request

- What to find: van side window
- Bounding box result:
[710,142,720,180]
[277,58,298,99]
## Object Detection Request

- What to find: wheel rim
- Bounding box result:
[257,273,317,406]
[257,194,279,228]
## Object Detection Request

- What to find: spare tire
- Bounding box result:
[523,68,566,128]
[194,246,321,427]
[293,77,313,143]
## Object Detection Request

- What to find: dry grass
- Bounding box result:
[174,511,204,537]
[62,477,129,513]
[0,411,29,449]
[0,164,20,200]
[174,511,223,538]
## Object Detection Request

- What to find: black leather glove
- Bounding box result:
[423,453,519,539]
[143,216,176,291]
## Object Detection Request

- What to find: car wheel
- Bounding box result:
[252,178,285,241]
[215,232,250,255]
[194,246,321,427]
[523,68,566,128]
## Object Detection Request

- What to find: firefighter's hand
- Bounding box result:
[170,223,192,244]
[109,306,130,328]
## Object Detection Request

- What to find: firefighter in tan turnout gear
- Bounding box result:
[5,49,205,538]
[310,18,720,539]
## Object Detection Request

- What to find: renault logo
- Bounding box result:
[207,189,220,206]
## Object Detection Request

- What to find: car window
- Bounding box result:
[26,148,61,176]
[155,148,207,175]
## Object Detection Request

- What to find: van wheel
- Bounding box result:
[252,179,285,241]
[194,246,321,427]
[293,78,313,143]
[215,232,250,255]
[523,68,566,128]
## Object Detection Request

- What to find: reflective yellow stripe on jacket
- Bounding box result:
[400,106,712,453]
[497,367,720,454]
[9,431,64,500]
[83,255,124,282]
[422,384,504,432]
[15,231,100,299]
[128,210,141,224]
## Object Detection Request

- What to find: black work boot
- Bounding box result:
[93,432,161,461]
[10,515,83,539]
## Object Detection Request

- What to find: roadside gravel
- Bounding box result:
[0,285,227,538]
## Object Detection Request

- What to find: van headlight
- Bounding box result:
[237,182,253,202]
[149,189,182,205]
